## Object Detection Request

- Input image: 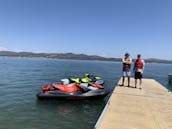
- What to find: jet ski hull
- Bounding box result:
[37,89,109,100]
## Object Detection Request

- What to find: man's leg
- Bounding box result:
[139,72,143,89]
[135,79,137,88]
[121,71,126,86]
[127,71,131,87]
[122,76,125,86]
[140,79,142,85]
[139,78,142,89]
[128,77,130,87]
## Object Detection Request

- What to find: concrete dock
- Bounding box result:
[95,78,172,129]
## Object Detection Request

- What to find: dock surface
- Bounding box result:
[95,78,172,129]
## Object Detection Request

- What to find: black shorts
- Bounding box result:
[134,72,143,79]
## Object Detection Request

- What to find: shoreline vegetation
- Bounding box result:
[0,51,172,64]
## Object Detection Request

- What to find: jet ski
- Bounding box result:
[64,74,105,85]
[36,83,109,100]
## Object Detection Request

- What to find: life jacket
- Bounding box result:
[135,59,143,69]
[42,84,51,92]
[123,63,131,71]
[53,83,80,93]
[123,58,131,71]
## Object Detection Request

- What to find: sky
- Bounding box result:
[0,0,172,60]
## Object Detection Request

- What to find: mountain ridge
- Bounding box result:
[0,51,172,64]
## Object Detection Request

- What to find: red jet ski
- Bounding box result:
[36,83,109,100]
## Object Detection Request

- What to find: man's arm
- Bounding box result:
[142,60,145,73]
[129,57,132,64]
[122,57,126,63]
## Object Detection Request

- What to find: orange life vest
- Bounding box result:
[135,59,143,69]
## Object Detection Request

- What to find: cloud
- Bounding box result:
[0,46,8,51]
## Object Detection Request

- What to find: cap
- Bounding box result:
[125,53,130,57]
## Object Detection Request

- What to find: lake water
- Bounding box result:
[0,57,172,129]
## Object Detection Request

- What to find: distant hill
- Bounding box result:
[145,58,172,64]
[0,51,172,64]
[0,51,121,61]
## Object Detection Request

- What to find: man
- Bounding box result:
[121,53,132,87]
[133,54,145,89]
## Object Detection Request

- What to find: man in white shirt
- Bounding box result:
[133,54,145,89]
